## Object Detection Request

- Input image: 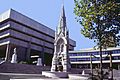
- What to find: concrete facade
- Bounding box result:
[69,47,120,69]
[0,9,76,65]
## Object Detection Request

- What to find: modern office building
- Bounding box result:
[69,47,120,69]
[0,9,76,65]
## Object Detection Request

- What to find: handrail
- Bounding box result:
[0,60,5,65]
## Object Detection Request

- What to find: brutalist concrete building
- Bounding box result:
[0,9,76,65]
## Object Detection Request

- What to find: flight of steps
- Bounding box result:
[0,62,50,74]
[0,62,51,80]
[0,73,51,80]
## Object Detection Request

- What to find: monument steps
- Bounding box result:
[0,73,51,80]
[0,62,50,74]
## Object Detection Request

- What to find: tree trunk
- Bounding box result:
[90,54,93,79]
[100,45,103,80]
[110,52,113,79]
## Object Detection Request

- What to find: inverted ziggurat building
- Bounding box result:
[0,8,120,69]
[0,9,76,65]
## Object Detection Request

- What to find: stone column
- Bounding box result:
[51,44,58,72]
[63,44,69,72]
[5,44,11,62]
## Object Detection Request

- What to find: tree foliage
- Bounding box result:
[74,0,120,48]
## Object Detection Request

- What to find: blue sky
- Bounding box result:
[0,0,96,50]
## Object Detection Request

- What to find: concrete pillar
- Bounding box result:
[26,47,31,61]
[5,44,11,62]
[42,47,44,66]
[26,40,31,61]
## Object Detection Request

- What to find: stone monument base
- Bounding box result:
[42,71,69,78]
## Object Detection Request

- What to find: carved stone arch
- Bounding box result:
[56,38,64,53]
[56,37,67,45]
[55,37,66,53]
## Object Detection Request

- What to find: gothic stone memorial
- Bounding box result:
[42,5,70,78]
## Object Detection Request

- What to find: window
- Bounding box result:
[70,58,77,62]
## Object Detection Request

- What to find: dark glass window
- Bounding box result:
[70,58,77,62]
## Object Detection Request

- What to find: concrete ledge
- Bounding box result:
[42,71,69,78]
[10,79,70,80]
[68,74,89,80]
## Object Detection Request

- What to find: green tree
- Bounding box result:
[74,0,120,79]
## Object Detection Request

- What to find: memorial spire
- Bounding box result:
[51,3,70,73]
[57,4,67,34]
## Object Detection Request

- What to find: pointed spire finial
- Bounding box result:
[62,0,64,5]
[61,4,65,18]
[57,3,67,34]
